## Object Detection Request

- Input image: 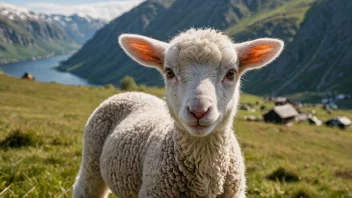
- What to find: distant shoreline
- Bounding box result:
[0,51,77,66]
[0,53,94,86]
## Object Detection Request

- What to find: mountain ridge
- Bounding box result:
[0,3,106,63]
[59,0,298,85]
[238,0,352,96]
[59,0,352,97]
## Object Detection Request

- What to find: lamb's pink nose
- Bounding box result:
[188,107,209,119]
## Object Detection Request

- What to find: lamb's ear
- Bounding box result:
[119,34,168,71]
[234,38,284,73]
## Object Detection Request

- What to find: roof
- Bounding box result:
[274,97,287,102]
[308,116,322,125]
[272,104,298,119]
[296,113,309,121]
[336,116,352,125]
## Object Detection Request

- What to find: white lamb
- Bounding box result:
[73,28,284,198]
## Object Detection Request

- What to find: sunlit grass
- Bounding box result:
[0,74,351,197]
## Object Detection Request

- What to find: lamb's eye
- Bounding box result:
[226,69,236,80]
[165,68,175,79]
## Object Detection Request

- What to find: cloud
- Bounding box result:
[24,0,144,21]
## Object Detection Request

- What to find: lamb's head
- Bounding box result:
[119,28,284,137]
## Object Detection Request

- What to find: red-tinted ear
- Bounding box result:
[119,34,168,71]
[234,38,284,73]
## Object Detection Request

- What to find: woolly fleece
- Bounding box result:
[73,92,245,198]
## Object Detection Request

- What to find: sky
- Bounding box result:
[1,0,144,21]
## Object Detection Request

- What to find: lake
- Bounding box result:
[0,54,94,86]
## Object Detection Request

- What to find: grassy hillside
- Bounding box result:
[0,39,79,63]
[231,0,352,97]
[0,15,80,64]
[226,0,315,43]
[0,5,105,64]
[0,74,351,197]
[58,0,352,103]
[58,0,311,87]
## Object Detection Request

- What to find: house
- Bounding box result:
[239,104,256,112]
[321,98,330,103]
[273,97,288,106]
[325,116,351,129]
[296,113,310,122]
[308,116,322,126]
[263,104,299,124]
[336,94,345,100]
[21,72,35,81]
[296,113,322,126]
[272,97,302,108]
[244,115,262,122]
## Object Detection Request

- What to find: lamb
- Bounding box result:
[73,28,284,198]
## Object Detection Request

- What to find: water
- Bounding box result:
[0,54,93,86]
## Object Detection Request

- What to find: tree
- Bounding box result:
[120,76,137,91]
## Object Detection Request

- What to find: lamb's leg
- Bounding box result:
[73,97,128,198]
[219,180,245,198]
[73,94,141,197]
[73,163,109,198]
[219,137,246,198]
[73,93,151,197]
[73,114,113,198]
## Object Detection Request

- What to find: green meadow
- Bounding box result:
[0,74,351,197]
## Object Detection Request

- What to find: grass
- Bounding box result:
[225,0,315,40]
[0,74,351,197]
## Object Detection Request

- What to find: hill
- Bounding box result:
[237,0,352,96]
[0,3,105,63]
[59,0,352,99]
[0,74,351,197]
[49,14,106,45]
[58,0,306,86]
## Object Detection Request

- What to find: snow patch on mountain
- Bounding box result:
[0,3,102,24]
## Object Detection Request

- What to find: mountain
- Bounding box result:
[49,14,106,45]
[240,0,352,96]
[58,0,302,86]
[0,3,105,63]
[59,0,352,97]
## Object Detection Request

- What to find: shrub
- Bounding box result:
[138,84,147,91]
[267,167,300,182]
[0,128,38,148]
[120,76,138,91]
[104,83,115,89]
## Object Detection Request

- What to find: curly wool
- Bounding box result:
[73,92,245,198]
[167,28,235,70]
[74,27,285,198]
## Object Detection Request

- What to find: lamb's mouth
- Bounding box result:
[183,115,222,136]
[189,124,209,130]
